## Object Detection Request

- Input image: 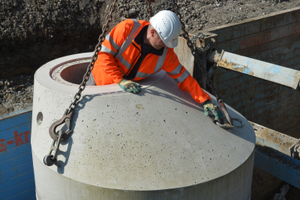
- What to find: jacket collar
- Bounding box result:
[134,25,164,56]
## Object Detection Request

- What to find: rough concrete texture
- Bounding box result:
[31,55,255,198]
[1,1,300,199]
[1,0,300,78]
[1,0,300,115]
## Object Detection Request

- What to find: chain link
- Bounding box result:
[170,0,219,99]
[67,0,118,115]
[45,0,232,165]
[145,0,153,20]
[169,1,238,126]
[67,0,218,115]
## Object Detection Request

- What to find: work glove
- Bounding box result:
[118,79,141,94]
[203,100,224,124]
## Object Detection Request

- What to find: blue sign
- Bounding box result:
[0,109,36,200]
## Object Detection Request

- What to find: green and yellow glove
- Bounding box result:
[118,79,141,94]
[203,100,224,123]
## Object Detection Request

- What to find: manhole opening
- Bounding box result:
[60,62,90,84]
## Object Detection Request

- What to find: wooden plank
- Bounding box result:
[254,45,300,65]
[202,7,300,136]
[207,7,300,44]
[235,33,300,58]
[215,21,300,53]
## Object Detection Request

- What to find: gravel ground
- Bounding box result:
[0,74,33,115]
[1,0,300,116]
[1,1,300,199]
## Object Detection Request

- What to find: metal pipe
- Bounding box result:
[250,121,299,157]
[251,121,300,189]
[208,51,300,89]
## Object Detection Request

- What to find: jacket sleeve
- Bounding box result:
[162,48,211,104]
[92,20,135,85]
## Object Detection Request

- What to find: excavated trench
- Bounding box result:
[1,0,300,199]
[1,0,300,115]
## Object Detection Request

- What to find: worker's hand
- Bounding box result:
[118,79,141,94]
[203,100,224,123]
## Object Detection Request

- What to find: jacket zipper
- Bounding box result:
[124,42,141,77]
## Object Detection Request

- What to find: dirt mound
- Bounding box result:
[1,1,300,200]
[1,0,300,116]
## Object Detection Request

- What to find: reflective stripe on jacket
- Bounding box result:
[92,19,211,104]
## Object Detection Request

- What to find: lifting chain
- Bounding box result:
[170,0,218,98]
[145,0,154,20]
[44,0,119,167]
[68,0,118,116]
[45,0,242,167]
[170,0,241,128]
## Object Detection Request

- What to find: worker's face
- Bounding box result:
[149,29,166,50]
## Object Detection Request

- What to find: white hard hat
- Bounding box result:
[149,10,181,48]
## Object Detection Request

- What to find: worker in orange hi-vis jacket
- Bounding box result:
[90,10,223,121]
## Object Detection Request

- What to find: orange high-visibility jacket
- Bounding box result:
[92,19,211,104]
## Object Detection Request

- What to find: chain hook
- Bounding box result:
[170,0,243,129]
[214,98,244,129]
[217,98,233,125]
[44,130,64,167]
[214,119,244,129]
[44,0,118,167]
[49,109,73,141]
